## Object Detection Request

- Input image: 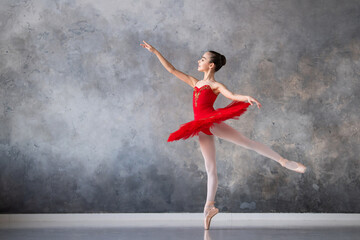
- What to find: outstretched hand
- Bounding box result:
[246,96,262,109]
[140,40,156,53]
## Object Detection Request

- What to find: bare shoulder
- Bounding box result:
[190,76,200,87]
[212,81,226,90]
[211,81,234,96]
[208,81,223,95]
[216,82,225,87]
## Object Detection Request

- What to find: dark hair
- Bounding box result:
[208,50,226,72]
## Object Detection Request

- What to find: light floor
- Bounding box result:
[1,227,360,240]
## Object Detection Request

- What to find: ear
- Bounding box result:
[209,62,215,70]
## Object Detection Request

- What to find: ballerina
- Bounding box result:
[140,40,307,230]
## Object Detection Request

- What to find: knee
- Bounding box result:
[206,167,217,178]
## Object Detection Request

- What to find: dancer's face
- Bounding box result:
[197,52,214,72]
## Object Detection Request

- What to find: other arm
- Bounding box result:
[215,82,262,109]
[140,40,198,88]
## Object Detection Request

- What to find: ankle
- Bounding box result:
[278,157,288,166]
[204,201,216,212]
[205,201,215,207]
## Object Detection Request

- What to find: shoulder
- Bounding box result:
[211,81,234,96]
[190,76,200,87]
[209,81,224,95]
[212,81,227,90]
[185,74,199,88]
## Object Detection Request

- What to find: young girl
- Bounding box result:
[140,40,307,230]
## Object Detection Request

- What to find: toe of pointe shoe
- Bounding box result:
[285,161,306,173]
[204,208,219,230]
[289,161,307,173]
[299,164,307,173]
[280,158,307,173]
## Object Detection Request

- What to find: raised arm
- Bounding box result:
[215,82,262,109]
[140,41,198,88]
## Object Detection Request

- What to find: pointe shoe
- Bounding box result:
[279,157,307,173]
[204,202,219,230]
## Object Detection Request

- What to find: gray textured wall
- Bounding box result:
[1,0,359,213]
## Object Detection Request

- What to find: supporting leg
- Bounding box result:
[198,132,218,204]
[198,132,219,229]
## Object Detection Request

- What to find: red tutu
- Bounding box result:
[167,85,250,142]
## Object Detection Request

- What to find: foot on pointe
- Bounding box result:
[204,201,219,230]
[279,157,307,173]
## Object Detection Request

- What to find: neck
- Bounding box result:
[203,70,215,82]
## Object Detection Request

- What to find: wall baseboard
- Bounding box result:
[1,213,359,229]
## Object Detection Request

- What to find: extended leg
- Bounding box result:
[210,123,306,173]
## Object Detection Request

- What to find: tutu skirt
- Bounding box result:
[167,101,250,142]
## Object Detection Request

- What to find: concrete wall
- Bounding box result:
[0,0,359,213]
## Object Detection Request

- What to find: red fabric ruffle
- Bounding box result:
[167,101,250,142]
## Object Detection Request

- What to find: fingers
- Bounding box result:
[140,40,155,53]
[140,40,149,48]
[140,41,152,52]
[143,40,151,48]
[247,96,262,109]
[253,100,260,109]
[256,101,262,109]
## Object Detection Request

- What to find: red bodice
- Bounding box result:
[193,85,218,120]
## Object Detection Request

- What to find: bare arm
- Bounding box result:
[215,82,262,109]
[140,41,198,88]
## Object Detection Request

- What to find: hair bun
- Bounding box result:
[221,55,226,66]
[208,50,226,72]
